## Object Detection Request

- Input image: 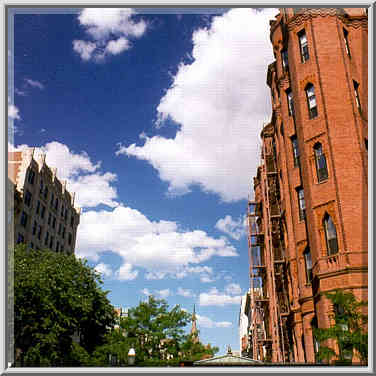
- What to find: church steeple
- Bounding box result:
[190,304,199,343]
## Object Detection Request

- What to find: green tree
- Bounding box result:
[180,333,219,362]
[14,244,116,366]
[313,290,368,365]
[119,295,191,365]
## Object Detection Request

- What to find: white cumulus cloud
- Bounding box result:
[224,282,242,296]
[140,288,171,299]
[74,8,147,61]
[25,78,44,90]
[215,214,246,240]
[199,287,242,306]
[196,314,232,328]
[115,262,139,280]
[117,8,278,202]
[73,40,97,61]
[177,287,195,298]
[94,262,113,278]
[8,104,21,120]
[76,205,238,279]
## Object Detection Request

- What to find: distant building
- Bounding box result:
[238,293,249,357]
[9,147,80,254]
[247,8,368,363]
[190,304,199,343]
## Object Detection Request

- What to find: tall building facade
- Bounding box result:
[9,147,81,254]
[247,8,368,363]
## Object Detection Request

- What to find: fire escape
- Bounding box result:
[248,200,272,361]
[248,130,292,363]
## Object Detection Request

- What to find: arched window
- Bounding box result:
[324,214,339,256]
[314,143,328,182]
[303,247,313,283]
[305,83,317,118]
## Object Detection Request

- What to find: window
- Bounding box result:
[324,214,339,255]
[280,123,284,137]
[44,187,48,199]
[50,193,55,207]
[49,236,54,249]
[41,205,46,219]
[61,205,64,217]
[68,233,72,246]
[314,143,328,182]
[64,208,68,221]
[281,49,289,71]
[297,187,306,221]
[291,135,300,167]
[58,223,62,235]
[298,29,309,62]
[343,28,351,57]
[52,217,56,229]
[20,211,28,227]
[286,89,294,116]
[17,233,24,244]
[24,190,32,207]
[305,84,318,118]
[37,225,42,240]
[32,220,37,236]
[36,200,40,215]
[55,198,59,211]
[303,248,313,283]
[353,80,361,112]
[70,215,74,228]
[56,241,60,252]
[27,169,36,184]
[62,227,66,239]
[311,317,321,363]
[40,179,44,194]
[45,232,49,246]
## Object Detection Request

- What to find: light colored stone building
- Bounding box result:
[8,147,80,254]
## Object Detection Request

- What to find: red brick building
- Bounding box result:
[247,8,368,363]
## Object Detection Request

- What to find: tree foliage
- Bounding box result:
[97,296,219,366]
[14,244,116,366]
[313,290,368,365]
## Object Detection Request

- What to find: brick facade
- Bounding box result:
[247,8,368,364]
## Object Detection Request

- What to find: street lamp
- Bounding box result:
[128,348,136,366]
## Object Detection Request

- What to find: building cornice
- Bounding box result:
[286,8,367,32]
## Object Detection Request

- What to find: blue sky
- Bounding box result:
[8,7,278,353]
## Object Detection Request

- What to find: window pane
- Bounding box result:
[300,33,307,45]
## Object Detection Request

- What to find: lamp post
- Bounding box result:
[128,348,136,366]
